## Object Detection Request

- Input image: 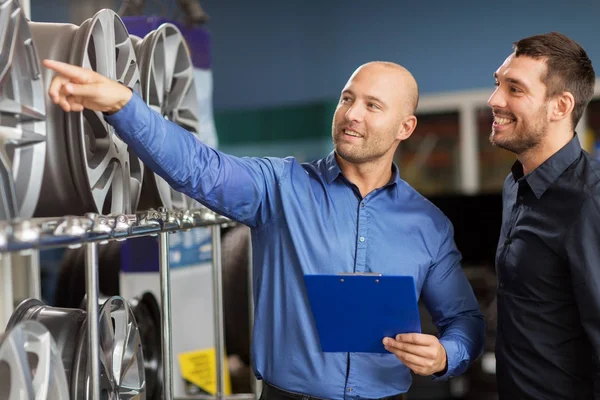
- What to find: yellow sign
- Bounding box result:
[178,348,232,395]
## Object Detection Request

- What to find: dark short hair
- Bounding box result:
[513,32,595,129]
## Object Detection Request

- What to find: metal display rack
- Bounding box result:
[0,206,258,400]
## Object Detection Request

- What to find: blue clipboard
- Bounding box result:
[304,273,421,353]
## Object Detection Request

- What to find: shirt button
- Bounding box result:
[499,282,505,288]
[504,238,511,246]
[347,387,353,392]
[361,202,365,208]
[359,237,365,242]
[519,196,524,201]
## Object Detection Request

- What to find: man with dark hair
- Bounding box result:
[42,59,485,399]
[489,31,599,399]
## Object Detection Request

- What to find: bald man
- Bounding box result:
[44,59,484,399]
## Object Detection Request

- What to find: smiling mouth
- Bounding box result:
[493,116,516,126]
[342,129,362,138]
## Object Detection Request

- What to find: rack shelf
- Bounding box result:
[0,207,232,253]
[0,206,248,400]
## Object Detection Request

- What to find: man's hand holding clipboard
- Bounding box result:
[383,333,448,376]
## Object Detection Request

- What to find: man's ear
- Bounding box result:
[397,115,417,141]
[550,92,575,123]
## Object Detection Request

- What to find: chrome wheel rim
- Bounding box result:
[7,297,146,399]
[68,9,143,215]
[0,320,70,400]
[28,21,79,217]
[0,0,46,219]
[134,23,200,210]
[73,296,146,399]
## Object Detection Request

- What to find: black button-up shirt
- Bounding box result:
[496,135,600,399]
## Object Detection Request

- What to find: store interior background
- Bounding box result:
[24,1,600,398]
[31,0,600,164]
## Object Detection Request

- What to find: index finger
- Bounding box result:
[47,75,71,103]
[395,333,435,345]
[42,59,94,82]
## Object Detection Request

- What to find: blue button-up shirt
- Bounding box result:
[106,93,485,399]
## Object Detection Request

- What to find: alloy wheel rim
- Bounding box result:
[7,296,146,399]
[0,320,70,400]
[134,23,200,210]
[67,9,143,215]
[72,296,146,399]
[0,0,46,219]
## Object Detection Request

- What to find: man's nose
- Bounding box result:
[345,103,364,122]
[487,87,506,109]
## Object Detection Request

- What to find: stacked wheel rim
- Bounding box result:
[67,9,144,215]
[0,320,70,399]
[133,23,201,211]
[7,296,146,399]
[29,9,144,217]
[0,0,46,219]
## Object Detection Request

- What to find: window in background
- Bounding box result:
[395,112,461,195]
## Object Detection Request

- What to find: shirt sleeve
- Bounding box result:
[420,219,486,379]
[104,92,289,228]
[565,195,600,397]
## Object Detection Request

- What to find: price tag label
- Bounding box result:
[178,348,232,394]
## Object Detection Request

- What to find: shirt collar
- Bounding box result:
[323,151,400,187]
[510,134,582,199]
[324,151,343,184]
